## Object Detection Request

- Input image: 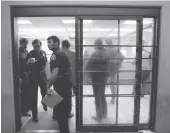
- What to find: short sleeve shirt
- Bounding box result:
[50,49,71,77]
[26,50,47,73]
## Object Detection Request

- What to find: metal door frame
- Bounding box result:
[75,16,157,132]
[10,5,160,132]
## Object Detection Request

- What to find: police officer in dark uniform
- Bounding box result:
[19,38,31,116]
[46,36,72,133]
[26,39,48,122]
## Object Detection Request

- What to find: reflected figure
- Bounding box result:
[106,38,125,104]
[26,39,48,122]
[85,38,108,121]
[19,38,31,116]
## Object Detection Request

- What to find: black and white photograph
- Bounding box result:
[1,1,170,133]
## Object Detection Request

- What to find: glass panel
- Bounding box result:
[118,97,134,124]
[119,85,134,94]
[140,83,152,95]
[119,72,136,81]
[83,20,118,42]
[83,85,118,96]
[142,59,152,70]
[83,97,117,124]
[140,95,151,123]
[143,18,154,47]
[120,20,137,48]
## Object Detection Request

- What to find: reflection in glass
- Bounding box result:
[83,97,117,125]
[140,95,151,123]
[118,97,134,124]
[118,85,134,94]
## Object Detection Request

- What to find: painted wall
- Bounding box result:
[1,1,170,133]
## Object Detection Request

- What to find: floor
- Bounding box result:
[19,85,150,133]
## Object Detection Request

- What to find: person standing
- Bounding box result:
[85,38,108,121]
[105,38,125,104]
[62,39,75,118]
[19,38,31,116]
[26,39,48,122]
[47,36,72,133]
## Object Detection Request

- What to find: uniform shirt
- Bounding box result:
[50,48,71,78]
[62,48,76,86]
[19,47,28,78]
[26,50,47,74]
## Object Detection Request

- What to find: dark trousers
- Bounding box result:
[30,72,47,117]
[54,98,71,133]
[92,84,107,119]
[53,77,72,133]
[91,73,107,119]
[20,74,30,114]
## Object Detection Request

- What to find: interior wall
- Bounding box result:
[1,1,170,133]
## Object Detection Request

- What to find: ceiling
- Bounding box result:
[17,17,153,40]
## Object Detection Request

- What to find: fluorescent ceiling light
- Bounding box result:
[124,20,152,25]
[62,20,92,24]
[114,28,135,32]
[67,28,89,31]
[91,28,112,31]
[17,20,32,24]
[19,28,65,32]
[18,32,28,35]
[108,33,124,36]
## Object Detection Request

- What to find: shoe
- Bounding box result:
[43,105,47,111]
[33,116,38,122]
[22,112,31,117]
[69,113,74,118]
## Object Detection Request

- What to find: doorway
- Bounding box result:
[11,6,160,133]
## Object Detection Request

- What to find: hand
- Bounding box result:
[27,58,37,64]
[47,88,53,95]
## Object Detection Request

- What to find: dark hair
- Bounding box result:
[47,36,60,46]
[19,38,28,44]
[32,39,42,46]
[62,39,71,48]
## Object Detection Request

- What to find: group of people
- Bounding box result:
[19,34,151,132]
[84,38,125,121]
[19,36,75,133]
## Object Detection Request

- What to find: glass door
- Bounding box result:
[75,17,156,132]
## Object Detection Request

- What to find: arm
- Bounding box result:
[47,53,61,92]
[47,67,59,89]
